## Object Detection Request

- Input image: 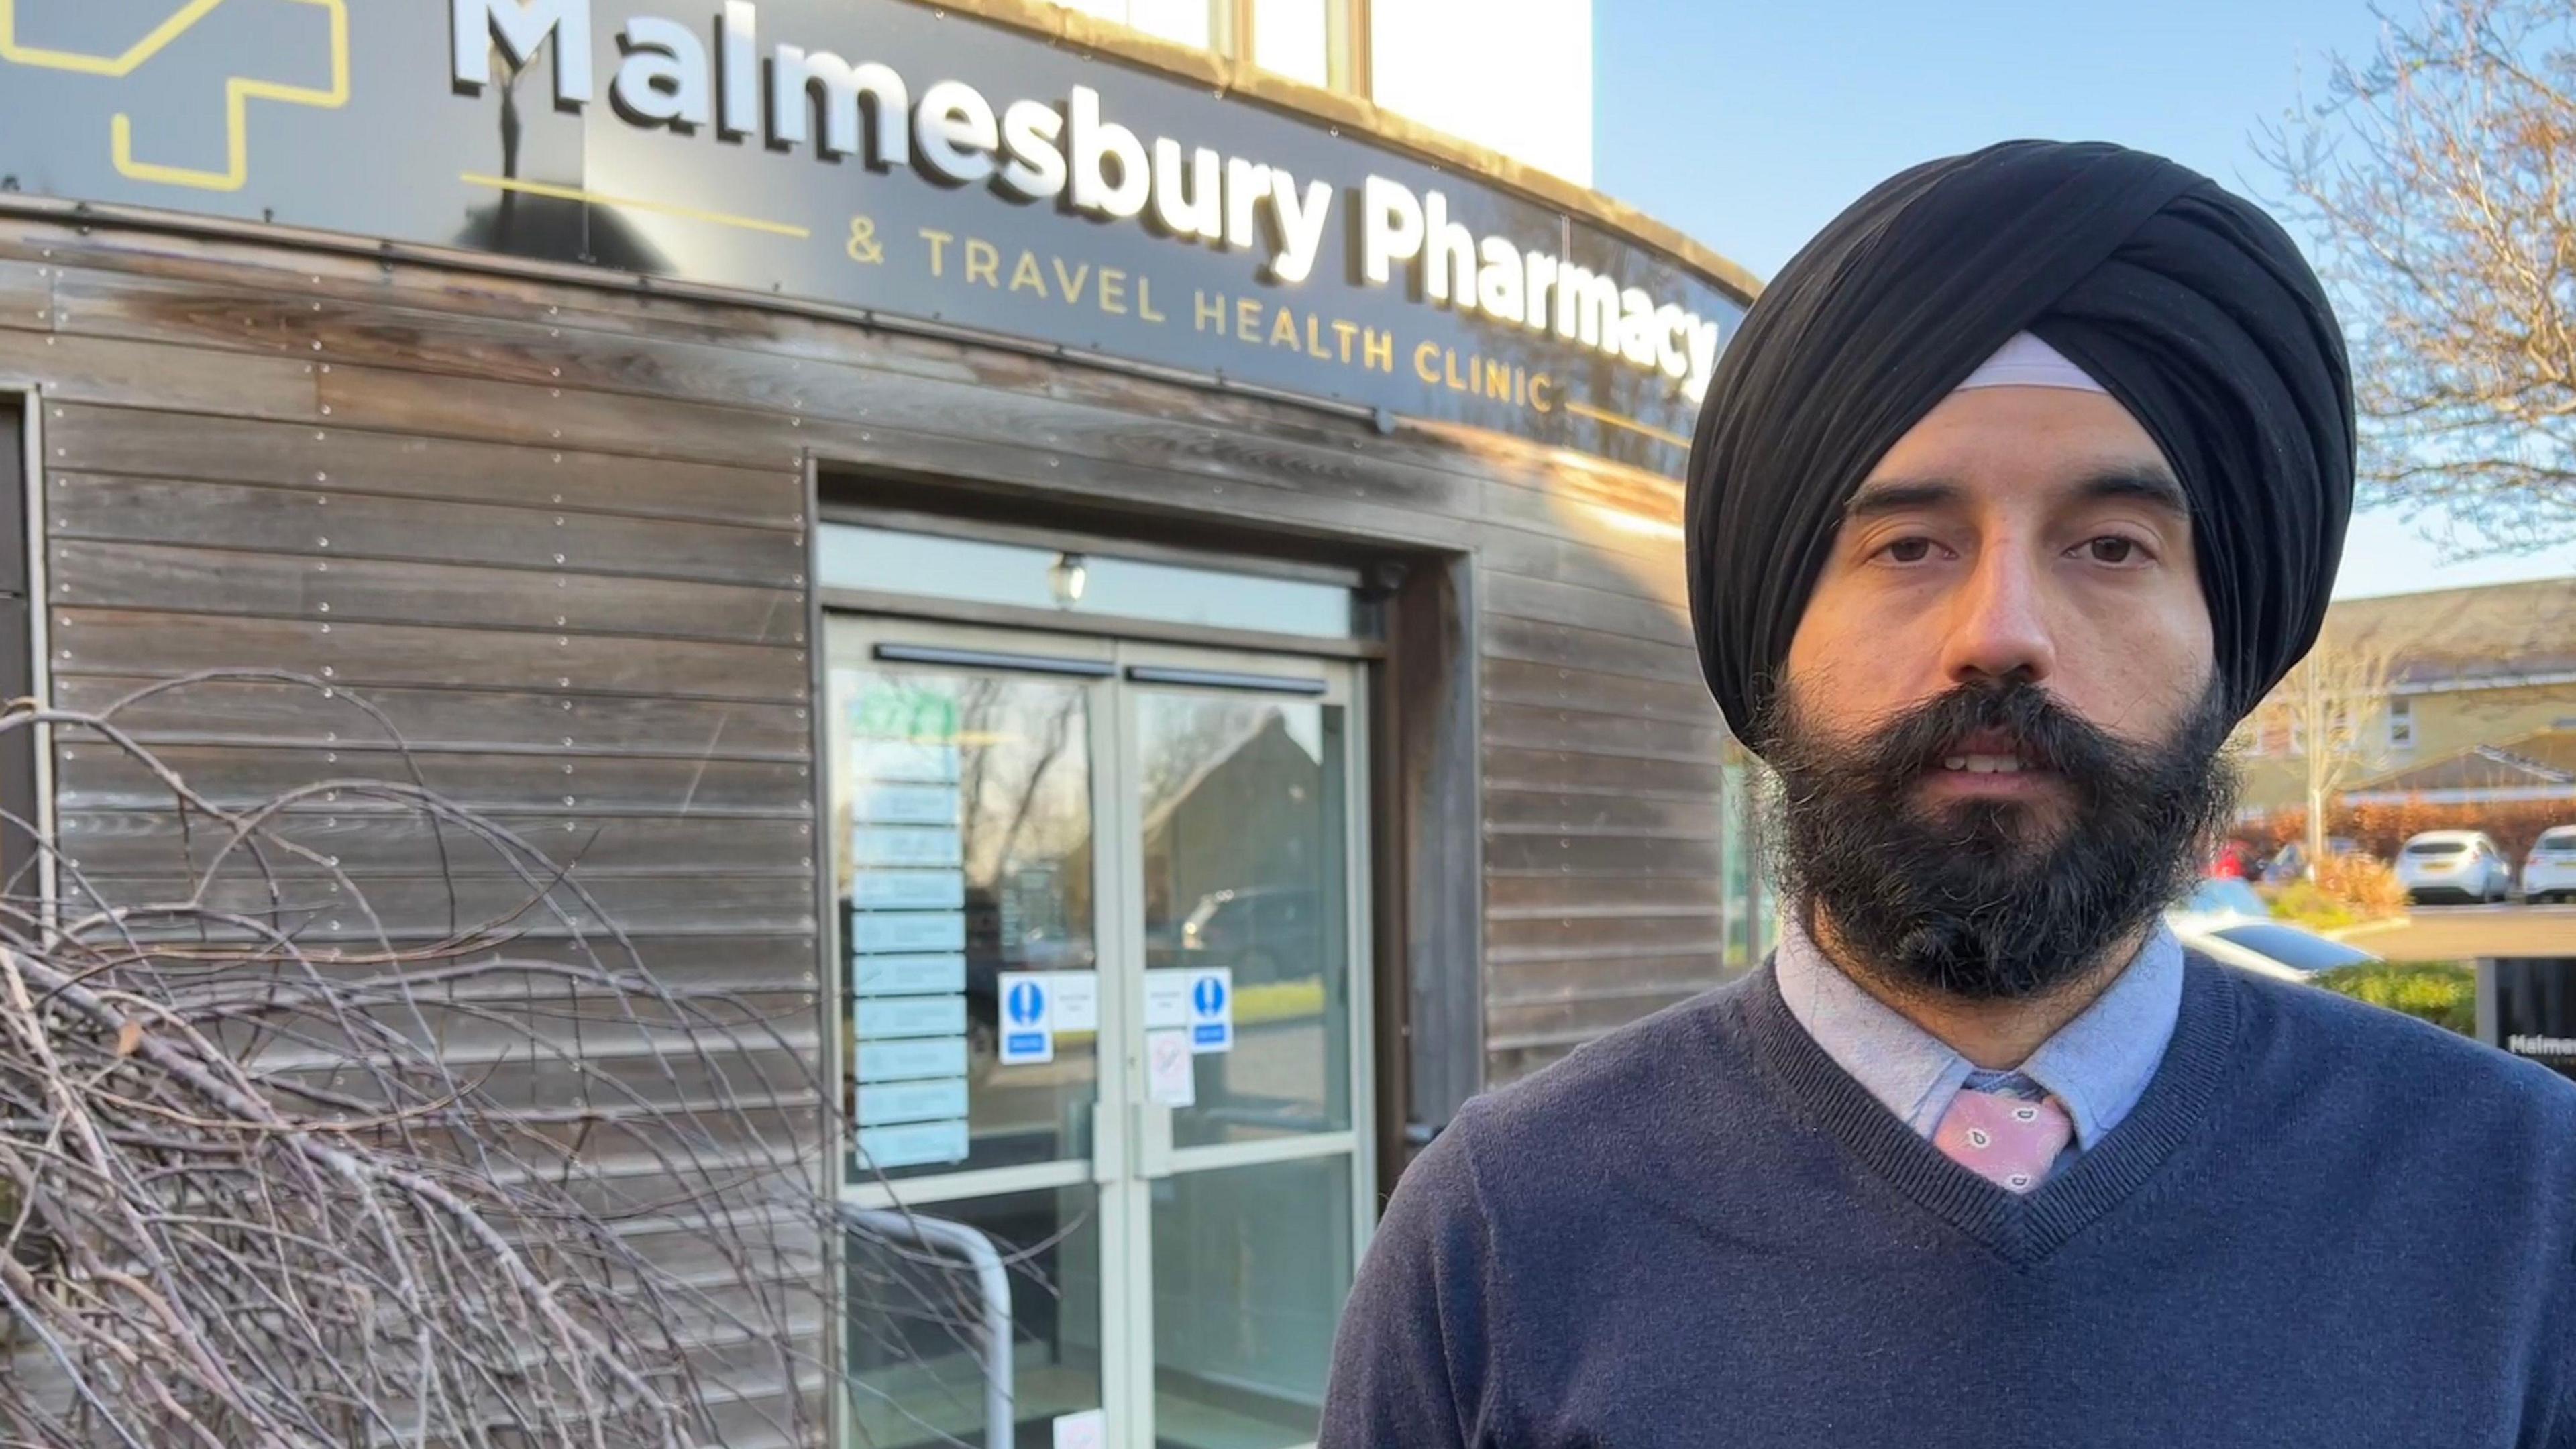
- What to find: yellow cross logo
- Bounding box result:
[0,0,350,193]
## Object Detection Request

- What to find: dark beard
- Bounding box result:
[1754,676,2240,1002]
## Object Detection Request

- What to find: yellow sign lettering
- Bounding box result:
[1009,249,1047,295]
[1055,258,1092,306]
[847,215,883,264]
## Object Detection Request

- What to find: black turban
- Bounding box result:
[1685,140,2353,748]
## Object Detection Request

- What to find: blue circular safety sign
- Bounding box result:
[1007,979,1045,1025]
[1192,975,1226,1017]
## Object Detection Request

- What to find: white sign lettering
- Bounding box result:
[449,0,1723,398]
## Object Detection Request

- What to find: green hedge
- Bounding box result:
[2312,960,2475,1036]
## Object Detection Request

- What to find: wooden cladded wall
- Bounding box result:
[0,208,1737,1437]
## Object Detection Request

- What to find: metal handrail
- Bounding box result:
[842,1205,1014,1449]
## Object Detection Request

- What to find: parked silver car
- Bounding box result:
[2394,830,2514,904]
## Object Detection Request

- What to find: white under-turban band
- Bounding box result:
[1953,332,2108,394]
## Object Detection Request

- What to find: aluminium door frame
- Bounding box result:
[822,609,1375,1449]
[1100,631,1374,1447]
[824,614,1130,1449]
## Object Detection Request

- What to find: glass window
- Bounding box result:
[1720,759,1751,967]
[2208,924,2377,975]
[844,1185,1103,1446]
[1130,0,1216,46]
[1138,688,1351,1146]
[1059,0,1214,48]
[832,657,1102,1183]
[2387,696,2414,750]
[1252,0,1330,86]
[1151,1157,1354,1448]
[2406,840,2468,857]
[2538,828,2576,851]
[819,524,1360,639]
[1057,0,1371,95]
[1721,754,1772,969]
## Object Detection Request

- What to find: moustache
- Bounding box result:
[1849,680,2133,799]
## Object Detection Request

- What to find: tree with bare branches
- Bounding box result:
[0,673,1057,1448]
[2266,0,2576,552]
[2239,633,2402,874]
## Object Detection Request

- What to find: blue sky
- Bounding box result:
[1594,0,2576,601]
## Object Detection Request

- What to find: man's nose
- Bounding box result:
[1937,544,2057,686]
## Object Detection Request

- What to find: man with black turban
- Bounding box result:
[1322,142,2576,1445]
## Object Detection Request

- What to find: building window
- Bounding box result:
[1057,0,1215,48]
[1063,0,1370,95]
[0,400,27,886]
[815,522,1365,639]
[1248,0,1330,87]
[2388,696,2415,752]
[1236,0,1364,91]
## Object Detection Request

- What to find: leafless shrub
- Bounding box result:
[0,672,860,1447]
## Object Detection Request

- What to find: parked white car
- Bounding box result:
[2394,830,2515,904]
[2524,825,2576,906]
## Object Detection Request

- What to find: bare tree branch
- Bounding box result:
[2262,0,2576,552]
[0,674,1046,1447]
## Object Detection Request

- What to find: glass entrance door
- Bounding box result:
[830,619,1371,1449]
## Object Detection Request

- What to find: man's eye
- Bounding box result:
[1881,537,1935,564]
[2086,537,2143,564]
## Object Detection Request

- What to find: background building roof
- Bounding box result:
[2349,728,2576,796]
[2320,576,2576,690]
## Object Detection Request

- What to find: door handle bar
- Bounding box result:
[874,643,1114,677]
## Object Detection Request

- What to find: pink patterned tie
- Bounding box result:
[1933,1088,2072,1193]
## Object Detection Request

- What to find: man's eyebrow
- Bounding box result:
[2072,465,2192,517]
[1839,467,2191,521]
[1842,478,1962,521]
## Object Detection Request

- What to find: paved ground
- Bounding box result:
[2339,904,2576,962]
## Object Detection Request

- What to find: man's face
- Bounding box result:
[1785,385,2215,806]
[1760,386,2239,998]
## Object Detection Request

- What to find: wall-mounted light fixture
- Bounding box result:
[1047,551,1089,609]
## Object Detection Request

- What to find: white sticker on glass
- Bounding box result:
[1147,1028,1196,1107]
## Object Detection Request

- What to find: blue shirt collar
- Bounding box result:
[1772,914,2186,1149]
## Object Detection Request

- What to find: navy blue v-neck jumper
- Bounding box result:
[1321,957,2576,1447]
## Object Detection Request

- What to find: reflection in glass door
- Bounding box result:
[1128,672,1362,1449]
[830,621,1371,1449]
[832,629,1117,1448]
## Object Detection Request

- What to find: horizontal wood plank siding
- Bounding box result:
[4,228,830,1440]
[53,675,812,757]
[0,209,1747,1430]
